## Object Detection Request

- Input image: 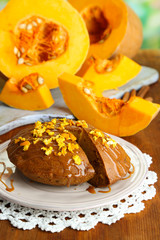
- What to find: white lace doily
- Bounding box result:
[0,154,157,233]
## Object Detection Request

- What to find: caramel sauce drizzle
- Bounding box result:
[87,185,111,194]
[0,162,14,192]
[122,162,135,180]
[87,185,96,194]
[98,185,111,193]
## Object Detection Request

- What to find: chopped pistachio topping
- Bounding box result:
[73,155,82,165]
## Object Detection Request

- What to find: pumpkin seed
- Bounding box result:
[26,24,32,30]
[18,58,24,65]
[25,62,32,66]
[21,87,28,93]
[83,88,91,95]
[106,66,112,72]
[21,47,25,53]
[19,23,26,29]
[17,50,21,58]
[32,21,38,27]
[25,84,32,90]
[14,47,18,55]
[37,76,44,85]
[37,18,42,24]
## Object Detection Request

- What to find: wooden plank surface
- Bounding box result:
[0,49,160,240]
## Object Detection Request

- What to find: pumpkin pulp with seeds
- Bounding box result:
[14,16,69,66]
[81,6,112,44]
[0,0,89,88]
[0,73,54,110]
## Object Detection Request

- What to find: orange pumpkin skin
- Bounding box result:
[0,0,89,89]
[69,0,143,59]
[77,54,141,97]
[0,73,54,110]
[58,73,160,137]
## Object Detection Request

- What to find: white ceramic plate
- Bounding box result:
[0,137,148,211]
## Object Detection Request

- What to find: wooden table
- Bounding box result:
[0,50,160,240]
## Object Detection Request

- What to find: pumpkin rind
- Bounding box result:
[0,0,89,89]
[58,72,160,137]
[69,0,143,59]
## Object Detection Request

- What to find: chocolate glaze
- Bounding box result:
[7,123,95,186]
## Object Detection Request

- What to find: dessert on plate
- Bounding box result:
[7,118,131,187]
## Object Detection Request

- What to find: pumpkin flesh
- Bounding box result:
[77,54,141,97]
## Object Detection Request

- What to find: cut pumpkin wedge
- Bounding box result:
[0,73,54,110]
[77,54,141,97]
[58,72,160,137]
